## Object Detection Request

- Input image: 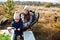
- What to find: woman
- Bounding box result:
[21,6,33,27]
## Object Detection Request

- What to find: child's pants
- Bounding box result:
[13,31,23,40]
[14,34,23,40]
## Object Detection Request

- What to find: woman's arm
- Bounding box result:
[27,16,32,25]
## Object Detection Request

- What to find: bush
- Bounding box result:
[44,3,51,8]
[0,34,11,40]
[2,0,15,18]
[55,18,60,29]
[56,6,60,8]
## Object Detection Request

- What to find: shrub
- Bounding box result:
[55,18,60,29]
[44,3,51,8]
[2,0,15,18]
[0,34,11,40]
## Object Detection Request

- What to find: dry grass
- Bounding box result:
[1,5,60,40]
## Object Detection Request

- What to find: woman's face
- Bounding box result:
[24,9,29,14]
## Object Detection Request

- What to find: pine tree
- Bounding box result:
[2,0,15,18]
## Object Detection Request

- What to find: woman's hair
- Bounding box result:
[24,11,30,21]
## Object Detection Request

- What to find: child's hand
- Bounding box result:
[14,28,16,30]
[18,28,20,31]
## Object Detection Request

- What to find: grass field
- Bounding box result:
[0,5,60,40]
[12,5,60,40]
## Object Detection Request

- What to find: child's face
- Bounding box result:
[14,19,19,23]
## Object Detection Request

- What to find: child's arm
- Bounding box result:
[20,21,24,31]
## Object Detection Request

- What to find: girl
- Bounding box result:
[11,11,23,40]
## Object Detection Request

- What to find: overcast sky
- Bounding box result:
[0,0,60,4]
